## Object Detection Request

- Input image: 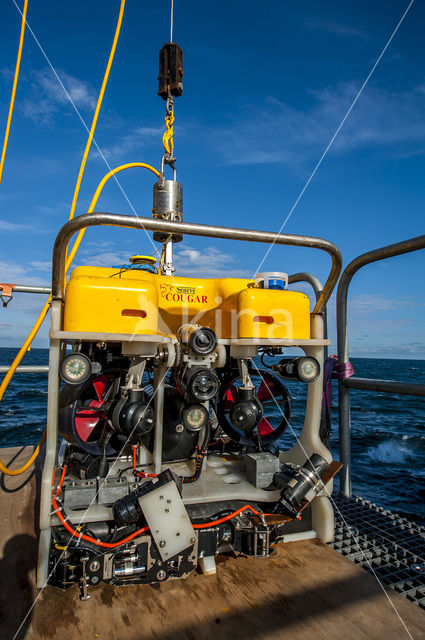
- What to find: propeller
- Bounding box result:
[59,373,119,455]
[217,368,291,446]
[74,375,112,442]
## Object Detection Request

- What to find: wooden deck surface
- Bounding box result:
[1,445,424,640]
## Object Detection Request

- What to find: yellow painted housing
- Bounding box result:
[63,267,310,340]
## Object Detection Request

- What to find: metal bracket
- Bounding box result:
[79,555,91,600]
[0,283,16,307]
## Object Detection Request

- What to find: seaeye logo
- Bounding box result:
[160,283,207,304]
[177,286,196,295]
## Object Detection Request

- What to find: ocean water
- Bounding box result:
[0,348,424,524]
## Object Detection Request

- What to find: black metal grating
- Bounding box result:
[328,495,425,608]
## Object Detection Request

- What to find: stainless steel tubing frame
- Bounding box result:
[288,272,323,302]
[343,377,425,397]
[12,284,51,295]
[288,272,328,357]
[51,212,342,313]
[37,211,342,587]
[336,234,425,498]
[0,365,49,374]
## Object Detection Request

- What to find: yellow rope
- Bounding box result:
[0,0,28,185]
[0,162,159,476]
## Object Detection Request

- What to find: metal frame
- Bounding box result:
[51,212,342,314]
[288,272,328,357]
[36,211,342,586]
[12,284,51,295]
[0,366,49,374]
[336,234,425,497]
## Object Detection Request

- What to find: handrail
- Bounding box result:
[342,376,425,397]
[336,234,425,497]
[337,234,425,362]
[51,212,342,315]
[12,284,51,295]
[0,365,49,374]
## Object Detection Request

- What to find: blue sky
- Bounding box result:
[0,0,424,358]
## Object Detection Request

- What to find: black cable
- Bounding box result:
[260,351,274,369]
[180,422,211,484]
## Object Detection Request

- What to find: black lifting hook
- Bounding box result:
[158,42,183,99]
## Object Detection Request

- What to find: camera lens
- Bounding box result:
[188,369,219,401]
[190,328,217,355]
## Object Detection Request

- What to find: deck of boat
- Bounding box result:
[1,445,424,640]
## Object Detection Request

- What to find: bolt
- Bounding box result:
[156,569,167,581]
[88,560,100,573]
[159,494,164,500]
[190,537,196,544]
[175,423,184,433]
[165,508,169,513]
[159,540,166,548]
[167,499,171,504]
[91,576,99,584]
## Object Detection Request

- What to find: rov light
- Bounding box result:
[182,404,209,431]
[187,368,219,402]
[273,356,320,383]
[60,353,92,385]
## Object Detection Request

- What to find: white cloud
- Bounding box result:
[0,259,50,286]
[100,126,164,159]
[211,82,425,165]
[306,19,368,40]
[355,342,425,357]
[174,245,248,278]
[75,244,248,279]
[76,250,131,268]
[21,68,96,124]
[0,218,53,234]
[29,261,51,272]
[0,220,28,232]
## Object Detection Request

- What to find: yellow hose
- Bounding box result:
[66,162,161,267]
[0,0,28,186]
[1,431,46,477]
[0,1,128,475]
[0,162,160,476]
[67,0,125,223]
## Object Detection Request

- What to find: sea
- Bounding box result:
[0,347,424,525]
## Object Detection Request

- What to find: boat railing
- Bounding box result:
[336,234,425,498]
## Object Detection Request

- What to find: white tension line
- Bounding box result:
[253,0,415,279]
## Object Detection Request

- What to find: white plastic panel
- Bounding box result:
[138,480,195,561]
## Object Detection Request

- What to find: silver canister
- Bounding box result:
[152,179,183,243]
